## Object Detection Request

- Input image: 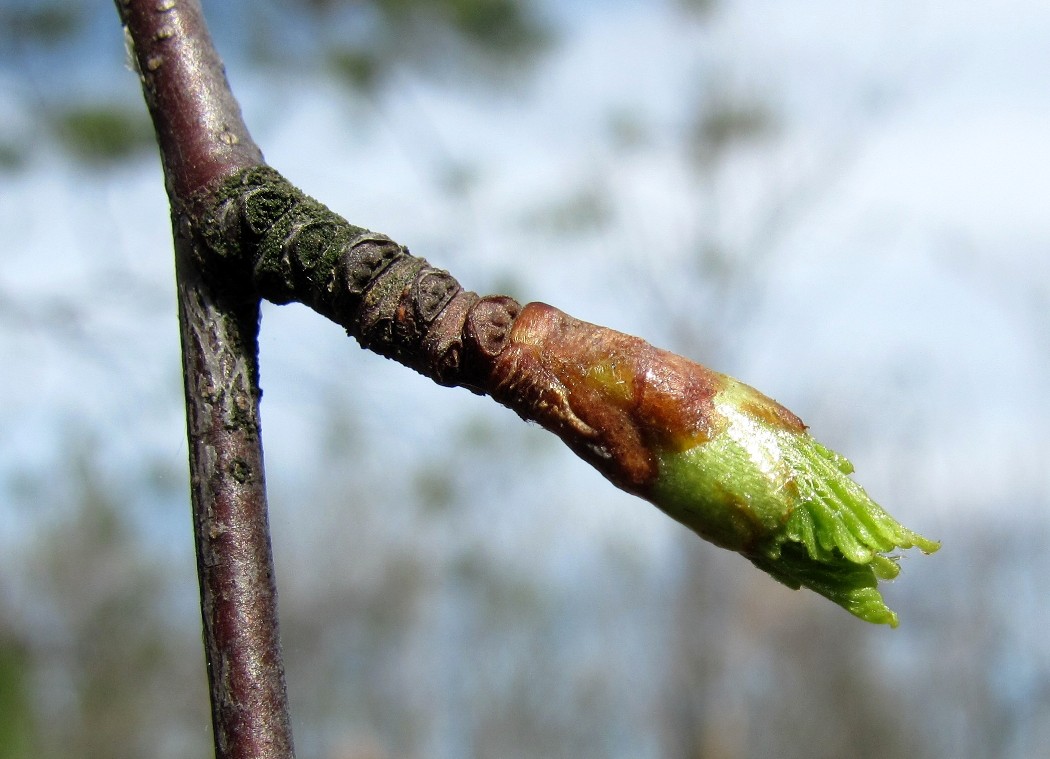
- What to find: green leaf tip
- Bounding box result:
[650,377,939,628]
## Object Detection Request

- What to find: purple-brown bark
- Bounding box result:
[115,2,293,757]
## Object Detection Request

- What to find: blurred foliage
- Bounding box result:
[0,140,26,171]
[445,0,548,54]
[273,0,551,92]
[383,0,548,56]
[3,427,1043,759]
[677,0,719,17]
[49,104,155,164]
[326,46,384,92]
[689,91,776,168]
[523,182,613,236]
[0,638,34,759]
[605,106,652,152]
[0,2,83,47]
[1,441,210,759]
[0,0,550,170]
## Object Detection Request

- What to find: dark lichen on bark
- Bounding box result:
[191,166,525,389]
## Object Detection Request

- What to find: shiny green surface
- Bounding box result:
[652,382,939,627]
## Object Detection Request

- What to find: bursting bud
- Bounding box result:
[483,302,939,627]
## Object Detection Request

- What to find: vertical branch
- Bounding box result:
[114,1,293,757]
[175,241,293,759]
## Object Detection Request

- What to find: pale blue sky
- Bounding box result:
[3,1,1049,528]
[2,4,1049,755]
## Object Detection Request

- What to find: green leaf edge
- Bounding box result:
[748,433,939,627]
[652,408,939,627]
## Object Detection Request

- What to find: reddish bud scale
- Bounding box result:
[484,302,804,494]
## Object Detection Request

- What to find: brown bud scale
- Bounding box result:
[486,303,729,493]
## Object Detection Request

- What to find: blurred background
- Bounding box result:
[1,1,1048,757]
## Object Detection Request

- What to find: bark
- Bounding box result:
[186,166,653,492]
[115,2,293,758]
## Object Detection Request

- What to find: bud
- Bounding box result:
[652,376,939,627]
[486,303,938,627]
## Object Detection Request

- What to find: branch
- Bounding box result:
[115,0,260,196]
[115,2,293,757]
[120,13,938,754]
[193,166,938,627]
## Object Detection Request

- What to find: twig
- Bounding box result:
[194,166,937,628]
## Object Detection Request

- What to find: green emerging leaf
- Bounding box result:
[650,377,939,627]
